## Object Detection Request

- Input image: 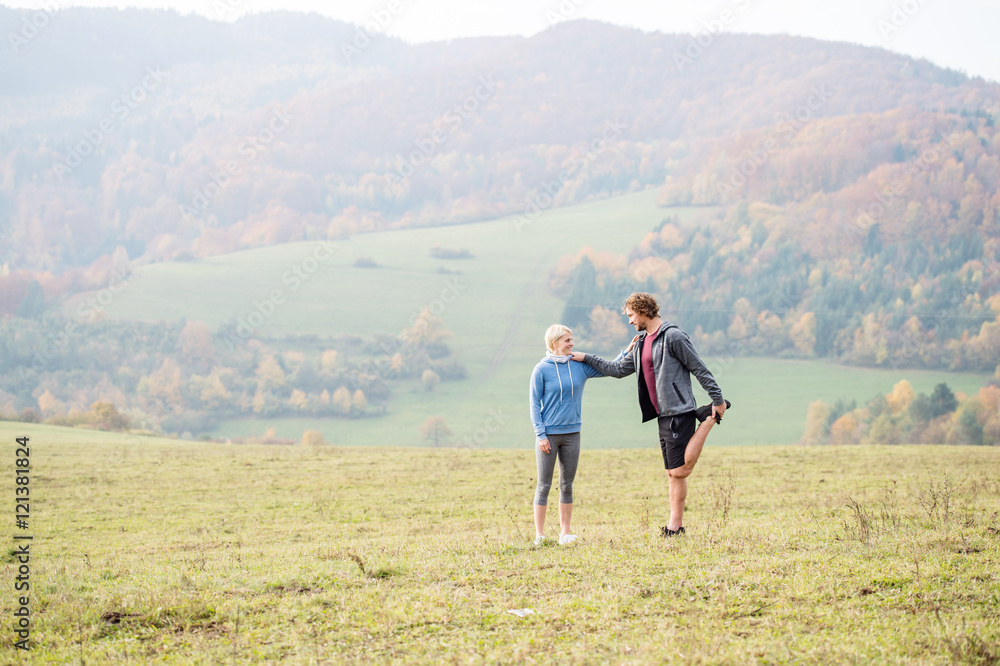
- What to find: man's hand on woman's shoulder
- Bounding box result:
[570,351,586,362]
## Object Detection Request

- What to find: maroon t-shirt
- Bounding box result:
[641,325,661,414]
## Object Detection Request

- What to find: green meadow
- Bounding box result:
[69,190,992,447]
[1,421,998,663]
[214,357,992,450]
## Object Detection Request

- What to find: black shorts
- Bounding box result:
[657,411,697,470]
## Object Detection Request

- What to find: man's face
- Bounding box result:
[625,307,648,331]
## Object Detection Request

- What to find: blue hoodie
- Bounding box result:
[529,354,605,441]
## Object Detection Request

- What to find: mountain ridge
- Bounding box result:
[0,8,997,293]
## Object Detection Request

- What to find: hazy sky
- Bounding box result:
[6,0,1000,82]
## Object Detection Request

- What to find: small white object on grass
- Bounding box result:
[506,608,535,618]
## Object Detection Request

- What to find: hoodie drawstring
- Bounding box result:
[554,363,563,403]
[552,360,575,403]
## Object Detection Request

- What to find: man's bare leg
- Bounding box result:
[676,419,715,477]
[665,419,717,531]
[667,474,687,531]
[664,404,729,534]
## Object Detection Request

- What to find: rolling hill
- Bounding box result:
[59,191,992,447]
[2,8,998,282]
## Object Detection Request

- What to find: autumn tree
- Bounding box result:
[86,401,129,431]
[256,355,286,391]
[19,408,40,423]
[402,308,453,347]
[320,349,339,373]
[886,380,915,414]
[289,389,309,412]
[800,400,830,445]
[332,387,352,415]
[36,389,65,417]
[198,368,232,410]
[352,389,367,413]
[422,369,440,391]
[789,312,817,356]
[301,430,327,446]
[178,321,215,371]
[588,305,628,353]
[419,416,452,447]
[829,413,860,445]
[138,358,184,409]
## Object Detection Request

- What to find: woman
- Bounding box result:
[528,324,609,546]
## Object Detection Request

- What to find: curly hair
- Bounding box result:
[623,292,659,319]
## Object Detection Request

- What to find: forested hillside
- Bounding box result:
[2,8,998,309]
[556,110,1000,373]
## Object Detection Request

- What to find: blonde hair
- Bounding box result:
[544,324,573,352]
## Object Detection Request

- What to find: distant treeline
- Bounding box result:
[801,381,1000,446]
[0,309,464,437]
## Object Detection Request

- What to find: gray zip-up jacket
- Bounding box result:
[582,322,724,422]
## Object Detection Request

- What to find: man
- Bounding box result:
[570,292,730,536]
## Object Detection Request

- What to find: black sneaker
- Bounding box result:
[660,525,686,537]
[695,400,732,424]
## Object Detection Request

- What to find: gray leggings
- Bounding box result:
[533,432,580,505]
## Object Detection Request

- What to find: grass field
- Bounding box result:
[63,189,993,447]
[2,421,999,663]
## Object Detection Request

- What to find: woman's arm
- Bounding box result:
[529,366,547,441]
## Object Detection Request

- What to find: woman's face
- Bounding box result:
[553,334,574,356]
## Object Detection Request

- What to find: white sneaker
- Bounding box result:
[533,535,547,546]
[558,534,577,545]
